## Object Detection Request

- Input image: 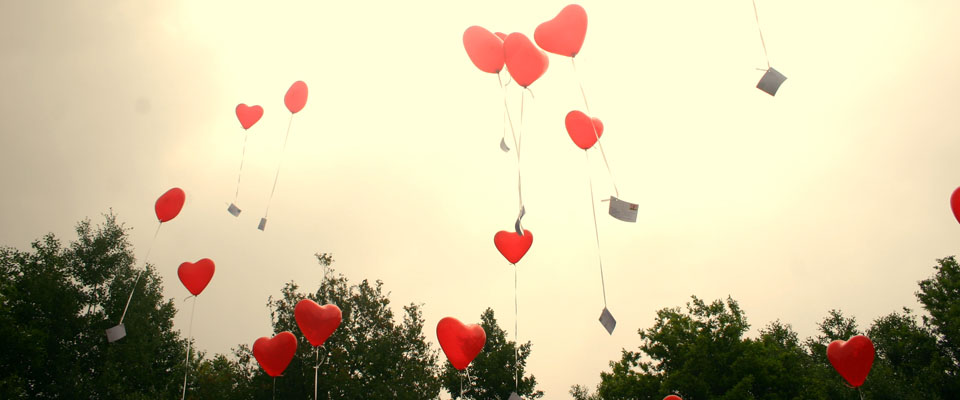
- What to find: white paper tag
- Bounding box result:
[500,137,510,152]
[599,307,616,335]
[756,67,787,96]
[258,218,267,231]
[106,324,126,342]
[509,392,522,400]
[227,203,241,217]
[608,196,638,223]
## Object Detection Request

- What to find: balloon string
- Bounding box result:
[586,152,608,308]
[858,387,865,400]
[514,264,519,392]
[517,90,525,216]
[118,222,162,324]
[314,347,319,400]
[752,0,772,69]
[571,58,620,198]
[264,114,295,219]
[234,131,249,204]
[272,377,276,400]
[181,296,197,400]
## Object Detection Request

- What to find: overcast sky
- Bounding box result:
[3,0,960,397]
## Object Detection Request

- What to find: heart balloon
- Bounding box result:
[235,104,264,130]
[565,110,604,150]
[178,258,215,296]
[436,317,486,370]
[155,187,185,223]
[950,186,960,224]
[827,335,875,387]
[663,396,682,400]
[494,230,533,264]
[295,299,342,347]
[253,331,298,377]
[463,26,504,74]
[284,81,308,114]
[503,33,549,88]
[534,4,588,57]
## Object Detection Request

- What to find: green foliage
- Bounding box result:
[191,253,443,399]
[585,276,960,400]
[441,308,543,399]
[0,213,187,398]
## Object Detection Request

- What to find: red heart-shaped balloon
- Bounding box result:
[463,26,504,74]
[235,104,263,130]
[284,81,308,114]
[295,299,342,347]
[827,335,875,387]
[565,110,604,150]
[494,230,533,264]
[155,187,185,223]
[534,4,588,57]
[253,331,298,377]
[178,258,215,296]
[436,317,486,370]
[950,187,960,224]
[504,33,549,88]
[663,396,682,400]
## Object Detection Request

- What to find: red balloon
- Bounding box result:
[494,230,533,264]
[827,335,875,387]
[155,187,185,223]
[950,187,960,224]
[253,331,298,377]
[534,4,588,57]
[436,317,486,370]
[565,110,604,150]
[463,26,505,74]
[663,396,682,400]
[236,104,263,130]
[295,299,342,347]
[503,33,549,88]
[178,258,215,296]
[284,81,308,114]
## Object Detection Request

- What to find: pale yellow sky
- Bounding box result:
[2,0,960,397]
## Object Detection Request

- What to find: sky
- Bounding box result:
[2,0,960,397]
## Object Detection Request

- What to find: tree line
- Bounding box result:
[2,213,958,399]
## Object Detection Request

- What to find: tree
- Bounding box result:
[915,256,960,397]
[594,297,827,399]
[441,308,543,399]
[0,213,188,398]
[208,253,443,399]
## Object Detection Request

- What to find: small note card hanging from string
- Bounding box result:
[608,196,638,223]
[106,324,126,343]
[757,67,787,96]
[227,203,241,217]
[599,307,616,335]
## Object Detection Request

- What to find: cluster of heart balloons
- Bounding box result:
[252,299,342,377]
[229,81,309,230]
[153,187,218,300]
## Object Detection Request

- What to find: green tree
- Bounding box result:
[0,213,188,399]
[209,253,442,399]
[915,256,960,397]
[441,308,543,399]
[595,297,824,399]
